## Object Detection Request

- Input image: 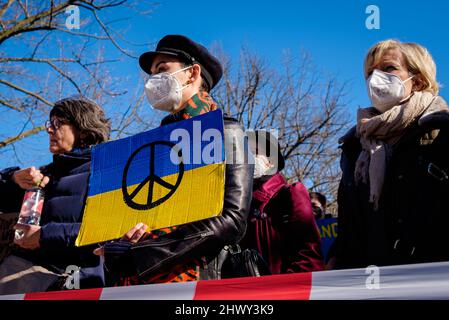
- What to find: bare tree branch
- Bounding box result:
[0,0,156,158]
[0,79,54,106]
[0,0,15,19]
[0,98,22,112]
[0,1,71,45]
[0,126,45,148]
[213,47,351,214]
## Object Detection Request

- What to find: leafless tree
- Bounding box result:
[1,2,352,213]
[0,0,157,165]
[212,48,352,214]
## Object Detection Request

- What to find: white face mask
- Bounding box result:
[367,69,414,113]
[253,155,275,179]
[144,66,191,112]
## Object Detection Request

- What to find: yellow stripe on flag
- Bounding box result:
[75,163,225,246]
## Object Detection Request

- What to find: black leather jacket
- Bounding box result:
[105,115,254,280]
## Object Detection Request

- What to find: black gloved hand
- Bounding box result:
[103,240,135,277]
[104,239,132,255]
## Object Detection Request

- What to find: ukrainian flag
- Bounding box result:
[75,110,225,246]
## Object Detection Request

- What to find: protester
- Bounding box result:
[96,35,254,285]
[309,192,333,220]
[0,97,110,294]
[239,130,324,274]
[336,39,449,268]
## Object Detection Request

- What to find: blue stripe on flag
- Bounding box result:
[88,110,225,196]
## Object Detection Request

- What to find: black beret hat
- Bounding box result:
[139,35,223,91]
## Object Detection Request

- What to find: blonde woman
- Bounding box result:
[336,40,449,268]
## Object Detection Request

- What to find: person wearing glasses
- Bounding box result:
[0,96,110,294]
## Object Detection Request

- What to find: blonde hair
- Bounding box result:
[364,39,439,95]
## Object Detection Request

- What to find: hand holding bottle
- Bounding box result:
[11,166,49,190]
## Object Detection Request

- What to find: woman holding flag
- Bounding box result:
[97,35,254,285]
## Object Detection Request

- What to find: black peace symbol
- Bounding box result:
[122,141,184,210]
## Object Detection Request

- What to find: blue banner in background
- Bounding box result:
[316,217,338,262]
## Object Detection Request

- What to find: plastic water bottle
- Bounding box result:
[15,187,45,240]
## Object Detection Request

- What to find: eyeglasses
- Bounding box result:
[45,118,64,131]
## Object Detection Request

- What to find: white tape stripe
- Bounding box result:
[3,261,449,300]
[0,293,25,300]
[310,261,449,300]
[99,280,197,300]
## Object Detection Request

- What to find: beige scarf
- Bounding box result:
[355,91,438,209]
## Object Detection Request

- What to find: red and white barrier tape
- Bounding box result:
[2,261,449,300]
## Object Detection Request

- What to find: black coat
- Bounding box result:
[336,98,449,269]
[0,149,104,288]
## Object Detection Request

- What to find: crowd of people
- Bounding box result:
[0,35,447,295]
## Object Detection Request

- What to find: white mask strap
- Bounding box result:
[171,66,192,92]
[170,65,193,76]
[399,75,415,102]
[403,75,414,83]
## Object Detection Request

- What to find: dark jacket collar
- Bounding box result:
[338,126,357,145]
[418,110,449,130]
[160,111,184,126]
[418,95,449,129]
[44,147,91,176]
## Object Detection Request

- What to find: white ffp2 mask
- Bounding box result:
[144,66,191,112]
[253,155,275,179]
[367,69,413,113]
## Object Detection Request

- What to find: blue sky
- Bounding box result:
[1,0,449,168]
[133,0,449,103]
